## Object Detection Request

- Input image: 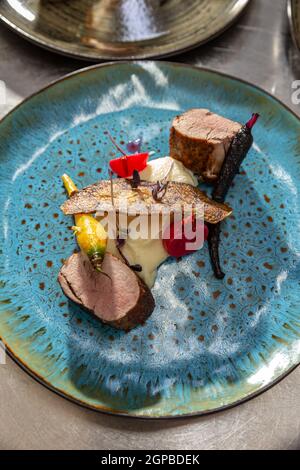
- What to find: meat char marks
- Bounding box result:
[170,109,241,183]
[58,252,155,331]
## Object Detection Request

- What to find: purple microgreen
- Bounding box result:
[151,161,173,201]
[152,180,169,201]
[106,131,127,156]
[126,136,143,154]
[152,181,162,201]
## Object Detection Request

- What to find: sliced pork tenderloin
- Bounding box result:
[58,252,155,331]
[170,109,241,183]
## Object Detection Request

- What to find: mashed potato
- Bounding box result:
[139,156,198,187]
[103,157,198,288]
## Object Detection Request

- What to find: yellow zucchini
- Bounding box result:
[61,174,107,271]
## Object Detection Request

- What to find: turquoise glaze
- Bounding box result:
[0,62,299,417]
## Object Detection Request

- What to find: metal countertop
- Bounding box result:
[0,0,299,450]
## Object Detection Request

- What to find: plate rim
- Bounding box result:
[3,338,299,420]
[0,0,250,61]
[0,60,299,419]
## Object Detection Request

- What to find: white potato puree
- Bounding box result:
[139,156,198,187]
[100,157,198,288]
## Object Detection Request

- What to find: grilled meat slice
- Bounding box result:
[58,252,155,331]
[170,109,241,183]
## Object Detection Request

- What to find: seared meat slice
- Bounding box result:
[170,109,241,183]
[58,252,155,331]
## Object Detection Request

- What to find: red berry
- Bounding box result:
[163,216,208,258]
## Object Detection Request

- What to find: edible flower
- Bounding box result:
[107,132,149,178]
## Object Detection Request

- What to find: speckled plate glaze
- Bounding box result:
[0,0,249,61]
[0,62,299,418]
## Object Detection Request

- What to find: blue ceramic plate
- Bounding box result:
[0,62,299,418]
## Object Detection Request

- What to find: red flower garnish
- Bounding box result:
[107,131,149,178]
[109,153,149,178]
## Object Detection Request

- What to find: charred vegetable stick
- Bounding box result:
[209,113,260,279]
[61,174,107,272]
[212,113,260,203]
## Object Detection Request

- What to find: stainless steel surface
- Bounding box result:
[0,0,251,61]
[288,0,300,51]
[0,0,299,450]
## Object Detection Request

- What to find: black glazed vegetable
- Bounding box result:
[207,223,225,279]
[209,113,260,279]
[212,113,259,203]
